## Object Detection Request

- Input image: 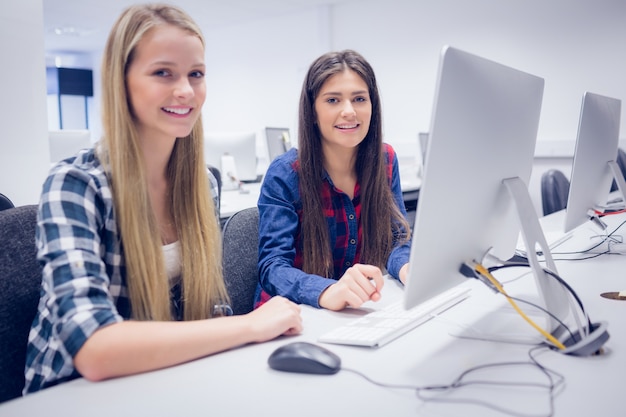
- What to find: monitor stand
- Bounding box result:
[608,160,626,204]
[504,177,610,356]
[451,177,609,355]
[452,177,574,347]
[503,177,570,332]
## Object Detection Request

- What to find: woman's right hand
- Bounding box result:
[318,264,384,311]
[246,296,303,341]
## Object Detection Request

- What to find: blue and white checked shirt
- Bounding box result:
[24,147,218,394]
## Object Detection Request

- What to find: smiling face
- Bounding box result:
[126,24,206,144]
[314,68,372,156]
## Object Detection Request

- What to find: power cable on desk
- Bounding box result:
[341,345,563,417]
[462,259,609,357]
[526,218,626,261]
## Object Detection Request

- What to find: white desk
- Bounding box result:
[2,214,624,417]
[219,182,262,220]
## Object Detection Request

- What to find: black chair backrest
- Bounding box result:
[610,147,626,192]
[207,165,222,211]
[221,207,259,315]
[0,205,42,403]
[541,169,570,216]
[0,193,14,212]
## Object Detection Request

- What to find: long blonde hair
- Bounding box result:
[97,3,228,321]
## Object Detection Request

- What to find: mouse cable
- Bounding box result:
[340,345,563,417]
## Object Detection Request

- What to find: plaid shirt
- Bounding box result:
[256,143,411,308]
[23,147,218,394]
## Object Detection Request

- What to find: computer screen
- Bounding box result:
[265,127,291,162]
[418,132,429,164]
[404,46,545,310]
[48,129,92,164]
[564,92,622,233]
[204,131,258,182]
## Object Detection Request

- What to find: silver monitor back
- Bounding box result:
[204,131,258,182]
[48,129,92,163]
[405,46,544,309]
[265,127,291,162]
[564,92,622,233]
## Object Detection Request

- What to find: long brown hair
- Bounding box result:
[297,49,410,277]
[97,3,228,321]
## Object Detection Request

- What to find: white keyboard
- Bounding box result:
[318,286,471,347]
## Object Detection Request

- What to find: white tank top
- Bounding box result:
[163,241,181,288]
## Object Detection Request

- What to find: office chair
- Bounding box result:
[0,205,42,403]
[610,147,626,192]
[0,193,14,212]
[402,189,419,231]
[207,165,222,212]
[221,207,259,315]
[541,169,570,216]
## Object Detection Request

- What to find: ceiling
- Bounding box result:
[43,0,355,55]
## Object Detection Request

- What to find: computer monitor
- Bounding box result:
[404,48,611,356]
[564,92,623,233]
[265,127,291,162]
[404,46,565,323]
[48,129,92,163]
[204,131,258,182]
[418,132,429,164]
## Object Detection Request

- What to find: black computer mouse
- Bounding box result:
[268,341,341,375]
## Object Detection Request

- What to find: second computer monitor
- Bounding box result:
[404,46,545,309]
[564,92,622,233]
[204,131,258,182]
[265,127,291,162]
[48,129,92,164]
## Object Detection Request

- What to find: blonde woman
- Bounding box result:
[24,3,301,394]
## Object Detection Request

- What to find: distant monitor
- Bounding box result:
[564,92,623,233]
[418,132,429,164]
[265,127,291,162]
[204,131,258,182]
[48,129,92,163]
[403,46,566,322]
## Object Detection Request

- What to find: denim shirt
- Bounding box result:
[256,144,411,308]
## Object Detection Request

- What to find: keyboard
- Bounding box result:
[318,285,471,348]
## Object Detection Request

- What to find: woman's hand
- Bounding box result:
[399,263,409,285]
[246,296,303,341]
[318,264,384,311]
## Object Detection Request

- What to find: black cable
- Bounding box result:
[340,345,563,417]
[489,263,590,326]
[507,294,576,343]
[549,218,626,257]
[487,263,591,344]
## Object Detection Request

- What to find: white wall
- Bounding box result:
[329,0,626,215]
[7,0,626,211]
[331,0,626,144]
[202,6,333,165]
[0,0,49,206]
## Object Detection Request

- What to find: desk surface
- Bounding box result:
[2,212,624,417]
[219,182,262,220]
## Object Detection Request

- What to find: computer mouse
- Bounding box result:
[268,341,341,375]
